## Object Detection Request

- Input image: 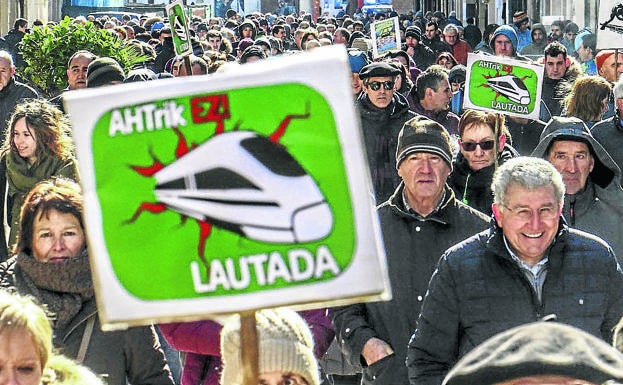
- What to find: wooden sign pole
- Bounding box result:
[240,311,259,385]
[183,55,193,76]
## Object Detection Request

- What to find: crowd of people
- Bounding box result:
[0,4,622,385]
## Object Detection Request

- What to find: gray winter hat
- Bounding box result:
[443,322,623,385]
[395,116,452,169]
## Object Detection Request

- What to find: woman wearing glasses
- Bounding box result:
[447,109,518,215]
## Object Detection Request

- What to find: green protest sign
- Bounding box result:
[464,53,544,119]
[64,47,390,328]
[166,0,193,57]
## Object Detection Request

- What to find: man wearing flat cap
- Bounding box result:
[444,322,623,385]
[355,61,417,203]
[332,116,489,385]
[403,26,435,71]
[407,156,623,385]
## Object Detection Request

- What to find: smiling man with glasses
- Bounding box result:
[355,62,417,203]
[408,156,623,385]
[448,109,518,215]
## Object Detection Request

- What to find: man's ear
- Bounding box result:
[565,57,570,68]
[492,203,503,227]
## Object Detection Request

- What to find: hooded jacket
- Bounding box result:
[531,117,623,263]
[519,23,547,57]
[332,183,489,385]
[448,143,518,215]
[488,25,531,62]
[238,20,257,40]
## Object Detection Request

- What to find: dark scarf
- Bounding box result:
[16,250,94,331]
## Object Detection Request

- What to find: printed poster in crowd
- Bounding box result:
[596,0,623,49]
[64,46,391,329]
[370,17,401,58]
[166,0,193,56]
[463,52,544,120]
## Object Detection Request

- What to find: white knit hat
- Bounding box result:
[220,308,319,385]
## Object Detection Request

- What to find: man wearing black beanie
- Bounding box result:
[332,116,489,385]
[86,57,125,88]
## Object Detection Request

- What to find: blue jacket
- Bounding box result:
[407,222,623,385]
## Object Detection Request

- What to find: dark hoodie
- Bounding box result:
[532,116,623,263]
[519,23,547,57]
[238,20,257,40]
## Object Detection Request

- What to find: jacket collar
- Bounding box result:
[385,181,456,225]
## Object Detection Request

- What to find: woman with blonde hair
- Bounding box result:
[0,290,105,385]
[1,99,78,247]
[564,75,612,128]
[0,290,52,385]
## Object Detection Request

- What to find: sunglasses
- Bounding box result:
[367,80,395,91]
[461,140,495,151]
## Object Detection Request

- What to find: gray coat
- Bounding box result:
[532,119,623,263]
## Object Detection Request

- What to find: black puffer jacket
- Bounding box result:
[356,92,416,203]
[331,184,489,385]
[447,143,518,215]
[407,222,623,385]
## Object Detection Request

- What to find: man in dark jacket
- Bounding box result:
[407,156,623,385]
[539,42,582,122]
[403,26,435,71]
[421,21,451,57]
[49,50,97,113]
[409,65,459,136]
[3,18,27,69]
[531,116,623,262]
[332,117,489,385]
[0,50,37,136]
[356,62,416,203]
